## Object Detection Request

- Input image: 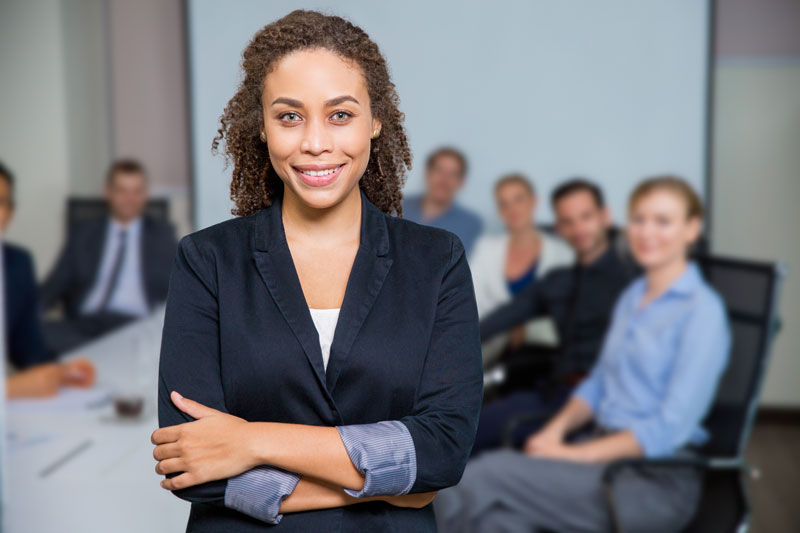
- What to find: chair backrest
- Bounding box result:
[67,198,170,235]
[695,255,785,459]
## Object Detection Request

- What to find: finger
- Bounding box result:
[153,442,182,461]
[151,426,181,445]
[171,391,220,419]
[155,458,185,476]
[160,472,195,491]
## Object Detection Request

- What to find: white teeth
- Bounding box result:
[301,166,340,177]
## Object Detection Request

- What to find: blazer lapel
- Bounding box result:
[325,190,393,395]
[250,189,393,399]
[252,194,330,396]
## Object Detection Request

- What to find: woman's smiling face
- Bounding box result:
[261,47,380,209]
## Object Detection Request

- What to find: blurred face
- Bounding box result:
[262,48,380,210]
[496,181,536,232]
[553,190,610,258]
[425,154,464,205]
[0,178,13,233]
[106,172,148,223]
[626,190,700,271]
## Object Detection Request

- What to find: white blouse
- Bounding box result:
[309,307,341,372]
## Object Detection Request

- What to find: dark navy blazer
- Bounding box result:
[4,243,51,369]
[157,188,484,532]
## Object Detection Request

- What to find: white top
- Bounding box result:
[468,229,574,365]
[309,307,341,372]
[81,216,149,317]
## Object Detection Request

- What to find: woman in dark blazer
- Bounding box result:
[151,10,483,532]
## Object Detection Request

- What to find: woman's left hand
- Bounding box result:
[151,391,258,490]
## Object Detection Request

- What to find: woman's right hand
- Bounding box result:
[523,425,564,456]
[382,491,438,509]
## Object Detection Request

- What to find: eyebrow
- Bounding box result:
[271,95,360,107]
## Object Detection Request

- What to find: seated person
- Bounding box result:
[40,159,177,355]
[435,176,730,533]
[402,147,483,256]
[469,173,573,366]
[472,179,637,455]
[0,161,94,397]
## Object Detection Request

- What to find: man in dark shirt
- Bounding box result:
[472,179,638,455]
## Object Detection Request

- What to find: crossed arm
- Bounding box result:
[154,234,483,524]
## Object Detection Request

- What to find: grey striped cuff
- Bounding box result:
[224,465,301,524]
[336,420,417,498]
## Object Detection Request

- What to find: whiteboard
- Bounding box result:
[187,0,710,231]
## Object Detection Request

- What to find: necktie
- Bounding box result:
[98,228,128,312]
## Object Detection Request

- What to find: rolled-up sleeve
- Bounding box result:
[336,421,417,497]
[628,296,731,457]
[573,362,605,412]
[400,235,484,493]
[224,466,302,524]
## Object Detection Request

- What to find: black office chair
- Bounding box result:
[66,197,170,236]
[600,255,786,533]
[501,254,785,533]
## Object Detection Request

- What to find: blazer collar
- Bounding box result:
[254,187,389,257]
[252,188,393,414]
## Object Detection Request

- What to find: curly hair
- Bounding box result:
[212,9,411,217]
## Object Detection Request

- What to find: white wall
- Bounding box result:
[188,0,710,231]
[0,0,73,278]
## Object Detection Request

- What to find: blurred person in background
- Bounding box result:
[436,176,730,533]
[469,173,573,366]
[40,159,177,355]
[471,179,638,455]
[402,146,483,255]
[0,161,94,398]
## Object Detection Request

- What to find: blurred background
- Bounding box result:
[0,0,797,532]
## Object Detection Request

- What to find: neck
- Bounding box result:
[508,224,538,245]
[111,213,138,227]
[577,238,609,266]
[644,256,689,300]
[281,185,362,248]
[421,194,451,218]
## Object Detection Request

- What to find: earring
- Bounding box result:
[371,128,380,139]
[259,130,267,143]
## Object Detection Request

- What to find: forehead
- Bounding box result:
[557,190,599,212]
[263,48,368,102]
[633,189,685,211]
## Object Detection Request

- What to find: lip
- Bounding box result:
[293,163,345,187]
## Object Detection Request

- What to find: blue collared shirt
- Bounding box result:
[574,262,731,458]
[401,194,483,257]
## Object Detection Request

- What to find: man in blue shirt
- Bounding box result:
[402,147,483,256]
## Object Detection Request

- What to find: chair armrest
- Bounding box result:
[601,455,747,533]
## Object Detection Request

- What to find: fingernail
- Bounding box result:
[173,391,183,399]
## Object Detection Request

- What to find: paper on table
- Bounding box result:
[7,387,112,414]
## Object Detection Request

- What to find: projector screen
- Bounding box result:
[187,0,710,231]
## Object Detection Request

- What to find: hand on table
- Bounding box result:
[61,357,95,388]
[6,363,62,398]
[152,391,257,491]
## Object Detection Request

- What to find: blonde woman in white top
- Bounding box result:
[469,174,573,366]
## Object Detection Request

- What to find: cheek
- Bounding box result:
[338,127,371,162]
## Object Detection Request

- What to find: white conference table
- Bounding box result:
[4,307,190,533]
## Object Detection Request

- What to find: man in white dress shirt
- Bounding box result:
[41,160,177,355]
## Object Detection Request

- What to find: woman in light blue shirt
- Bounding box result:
[435,176,731,533]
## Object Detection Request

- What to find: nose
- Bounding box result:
[300,116,333,155]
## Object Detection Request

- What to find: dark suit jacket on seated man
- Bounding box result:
[40,160,177,355]
[473,180,639,455]
[5,242,51,370]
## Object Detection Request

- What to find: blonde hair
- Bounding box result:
[628,175,704,220]
[494,173,536,197]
